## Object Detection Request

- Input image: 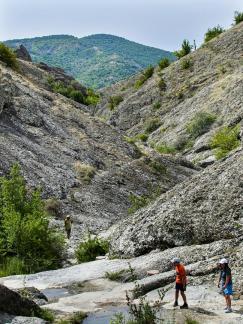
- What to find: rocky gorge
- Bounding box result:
[0,22,242,324]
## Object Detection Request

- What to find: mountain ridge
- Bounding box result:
[5,34,174,89]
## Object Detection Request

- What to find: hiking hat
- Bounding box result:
[171,257,180,264]
[219,258,228,264]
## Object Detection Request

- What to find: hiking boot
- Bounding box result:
[225,308,232,313]
[180,303,189,309]
[173,301,178,307]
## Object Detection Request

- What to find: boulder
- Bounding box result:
[15,45,32,62]
[0,284,42,317]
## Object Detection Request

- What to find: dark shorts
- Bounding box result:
[175,283,186,291]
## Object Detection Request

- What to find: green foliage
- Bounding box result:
[144,118,161,133]
[186,112,217,139]
[0,164,65,276]
[110,313,127,324]
[234,11,243,25]
[37,309,55,323]
[174,40,192,59]
[108,95,123,110]
[153,101,161,110]
[110,295,156,324]
[5,35,175,89]
[204,25,225,43]
[48,78,99,106]
[185,318,199,324]
[181,59,193,70]
[148,160,167,174]
[128,194,149,214]
[128,187,161,214]
[136,133,148,142]
[67,312,87,324]
[134,66,154,89]
[156,143,177,154]
[210,125,240,159]
[75,233,109,263]
[158,78,166,91]
[158,57,170,70]
[0,43,19,70]
[105,269,126,281]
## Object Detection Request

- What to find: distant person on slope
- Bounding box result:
[218,258,233,313]
[171,258,188,309]
[64,215,73,239]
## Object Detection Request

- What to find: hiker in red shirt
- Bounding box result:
[171,258,188,309]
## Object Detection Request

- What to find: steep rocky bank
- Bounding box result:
[0,57,195,251]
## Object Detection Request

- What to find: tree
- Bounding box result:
[204,25,225,43]
[0,164,65,274]
[174,40,192,59]
[0,43,19,70]
[234,11,243,25]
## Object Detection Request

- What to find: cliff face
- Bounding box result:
[0,59,194,245]
[97,22,243,166]
[94,23,243,256]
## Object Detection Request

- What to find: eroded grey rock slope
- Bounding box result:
[96,23,243,256]
[97,22,243,165]
[109,150,243,256]
[0,59,194,242]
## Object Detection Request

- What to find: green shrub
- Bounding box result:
[148,161,167,174]
[134,66,154,89]
[158,58,170,70]
[186,112,217,139]
[143,65,154,79]
[67,312,87,324]
[37,309,55,323]
[174,136,193,152]
[128,187,161,214]
[0,257,26,277]
[128,194,149,214]
[108,95,123,110]
[0,43,19,70]
[185,318,199,324]
[136,133,148,142]
[47,78,99,106]
[144,118,161,133]
[110,295,157,324]
[204,25,224,43]
[153,101,161,110]
[174,40,192,59]
[105,270,126,281]
[210,125,240,159]
[75,233,109,263]
[234,11,243,25]
[0,164,65,276]
[158,78,166,91]
[156,143,177,154]
[181,59,193,70]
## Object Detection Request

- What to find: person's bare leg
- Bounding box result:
[175,290,179,303]
[181,291,187,304]
[226,295,231,308]
[224,295,228,308]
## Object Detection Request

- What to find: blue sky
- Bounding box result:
[1,0,243,51]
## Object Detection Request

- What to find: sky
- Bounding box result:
[1,0,243,51]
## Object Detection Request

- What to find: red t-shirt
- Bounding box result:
[175,264,186,284]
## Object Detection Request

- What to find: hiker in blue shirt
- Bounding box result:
[218,258,233,313]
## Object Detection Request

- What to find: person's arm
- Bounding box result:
[218,272,221,288]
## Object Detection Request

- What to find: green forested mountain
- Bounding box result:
[5,34,174,89]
